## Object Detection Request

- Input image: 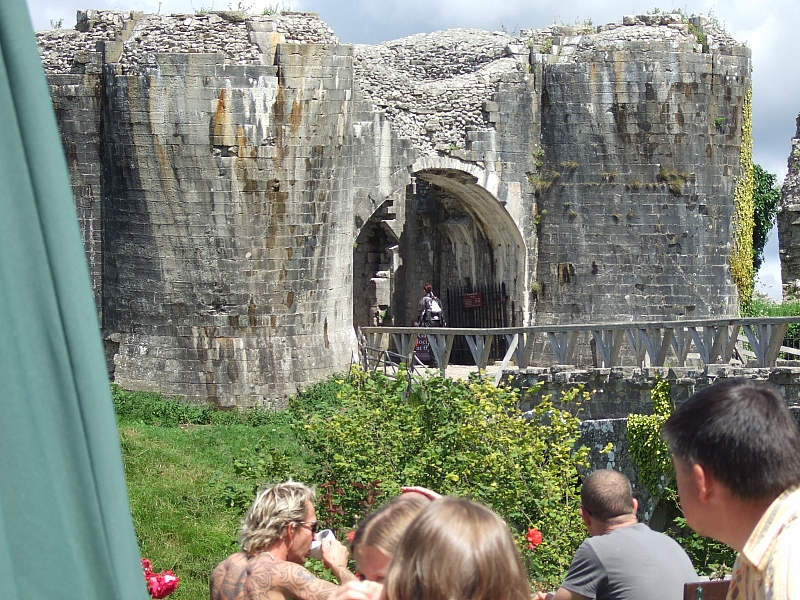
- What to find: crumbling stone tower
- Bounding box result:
[779,115,800,298]
[38,10,750,405]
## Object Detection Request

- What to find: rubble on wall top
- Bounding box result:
[520,12,739,57]
[36,9,338,74]
[353,28,520,156]
[36,9,744,157]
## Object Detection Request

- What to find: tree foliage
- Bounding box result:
[286,367,591,588]
[752,163,781,273]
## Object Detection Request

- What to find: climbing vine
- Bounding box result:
[730,87,754,312]
[626,379,674,497]
[627,380,737,577]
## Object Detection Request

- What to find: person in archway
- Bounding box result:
[418,283,445,328]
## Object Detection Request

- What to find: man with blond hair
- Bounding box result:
[534,469,696,600]
[211,481,353,600]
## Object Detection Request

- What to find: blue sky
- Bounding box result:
[25,0,799,298]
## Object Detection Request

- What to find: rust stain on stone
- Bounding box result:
[289,89,304,137]
[236,125,250,156]
[211,88,234,146]
[287,247,293,259]
[286,290,294,308]
[265,191,287,249]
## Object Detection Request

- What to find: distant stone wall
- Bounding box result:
[39,10,751,405]
[514,364,800,418]
[779,114,800,299]
[520,366,800,524]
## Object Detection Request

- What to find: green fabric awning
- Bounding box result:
[0,2,148,598]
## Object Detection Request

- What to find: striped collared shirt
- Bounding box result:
[727,484,800,600]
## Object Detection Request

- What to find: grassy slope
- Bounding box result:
[120,419,308,600]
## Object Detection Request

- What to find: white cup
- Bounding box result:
[308,528,335,560]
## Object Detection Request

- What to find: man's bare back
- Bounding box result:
[210,551,338,600]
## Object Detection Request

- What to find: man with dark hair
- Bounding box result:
[534,469,696,600]
[661,378,800,599]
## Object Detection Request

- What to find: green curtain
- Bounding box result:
[0,2,148,599]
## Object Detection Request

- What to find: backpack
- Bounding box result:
[423,295,444,325]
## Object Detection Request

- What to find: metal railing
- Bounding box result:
[359,317,800,379]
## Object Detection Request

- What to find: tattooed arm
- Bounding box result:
[245,560,339,600]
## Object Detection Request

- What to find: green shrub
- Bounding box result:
[286,367,590,588]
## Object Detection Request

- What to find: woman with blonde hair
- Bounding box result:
[351,491,431,583]
[385,497,530,600]
[335,496,528,600]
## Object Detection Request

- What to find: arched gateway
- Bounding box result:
[352,155,530,360]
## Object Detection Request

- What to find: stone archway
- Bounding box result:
[405,156,529,328]
[353,201,400,331]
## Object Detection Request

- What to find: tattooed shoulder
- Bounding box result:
[210,554,250,600]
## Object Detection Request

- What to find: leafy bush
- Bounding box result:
[285,367,590,588]
[627,379,674,497]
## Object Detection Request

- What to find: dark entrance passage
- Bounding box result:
[445,282,510,364]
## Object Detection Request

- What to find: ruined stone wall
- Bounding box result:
[98,48,362,406]
[39,10,750,405]
[48,68,104,316]
[517,366,800,524]
[532,15,748,331]
[779,115,800,298]
[41,11,413,405]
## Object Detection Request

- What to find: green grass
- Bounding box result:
[744,297,800,353]
[117,387,313,600]
[745,296,800,317]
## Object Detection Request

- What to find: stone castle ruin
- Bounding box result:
[779,116,800,297]
[38,9,750,406]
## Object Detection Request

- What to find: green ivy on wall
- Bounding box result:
[627,380,737,577]
[730,87,755,312]
[627,379,674,498]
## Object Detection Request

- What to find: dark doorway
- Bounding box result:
[445,282,510,364]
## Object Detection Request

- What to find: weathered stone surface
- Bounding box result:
[513,364,800,418]
[779,114,800,299]
[38,11,750,406]
[516,367,800,525]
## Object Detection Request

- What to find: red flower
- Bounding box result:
[147,571,179,599]
[142,558,179,599]
[347,530,356,543]
[526,527,543,550]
